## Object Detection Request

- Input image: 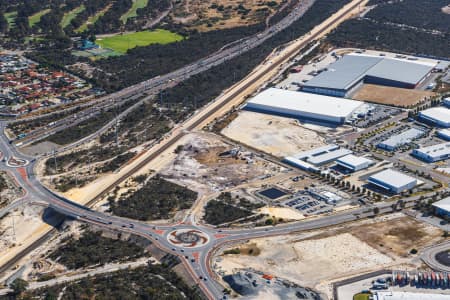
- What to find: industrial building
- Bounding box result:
[412,142,450,162]
[443,97,450,107]
[432,197,450,218]
[283,144,352,170]
[244,88,364,124]
[367,169,417,194]
[437,129,450,140]
[377,128,426,151]
[303,54,435,97]
[418,107,450,127]
[335,154,373,172]
[374,291,450,300]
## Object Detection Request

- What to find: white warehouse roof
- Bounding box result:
[368,169,417,189]
[419,107,450,127]
[432,197,450,213]
[437,129,450,140]
[413,142,450,159]
[245,88,363,122]
[336,154,373,168]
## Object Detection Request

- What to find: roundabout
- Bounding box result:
[167,228,210,248]
[6,156,29,168]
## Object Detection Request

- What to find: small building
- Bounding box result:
[418,107,450,127]
[367,169,417,194]
[432,197,450,218]
[336,154,373,172]
[443,97,450,107]
[377,128,426,151]
[434,60,450,72]
[79,39,99,51]
[412,142,450,162]
[437,129,450,140]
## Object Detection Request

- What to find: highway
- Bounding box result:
[0,0,374,299]
[10,0,317,149]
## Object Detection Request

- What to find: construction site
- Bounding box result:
[215,213,445,299]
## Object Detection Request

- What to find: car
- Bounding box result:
[121,225,126,228]
[199,276,203,280]
[191,258,195,263]
[108,221,112,225]
[129,224,134,228]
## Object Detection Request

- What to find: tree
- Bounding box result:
[0,11,7,33]
[10,278,28,295]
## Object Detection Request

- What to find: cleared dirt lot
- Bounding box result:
[161,132,285,193]
[221,111,326,157]
[352,84,435,107]
[217,233,393,289]
[215,214,444,297]
[351,216,443,258]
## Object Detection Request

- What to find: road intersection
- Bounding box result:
[4,0,448,298]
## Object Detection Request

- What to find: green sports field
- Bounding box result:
[96,30,183,54]
[120,0,149,23]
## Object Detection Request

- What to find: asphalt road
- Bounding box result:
[0,0,377,298]
[12,0,317,150]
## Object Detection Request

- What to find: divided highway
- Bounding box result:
[0,0,372,299]
[11,0,317,150]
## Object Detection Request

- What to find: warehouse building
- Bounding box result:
[283,144,352,169]
[443,97,450,107]
[377,128,426,151]
[367,169,417,194]
[412,142,450,162]
[335,154,373,172]
[418,107,450,127]
[432,197,450,218]
[303,54,435,97]
[437,129,450,140]
[244,88,364,124]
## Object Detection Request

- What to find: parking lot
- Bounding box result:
[353,105,403,128]
[281,186,353,216]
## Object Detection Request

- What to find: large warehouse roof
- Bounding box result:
[419,107,450,126]
[378,128,425,150]
[304,55,381,90]
[368,169,417,189]
[245,88,363,119]
[365,58,433,86]
[304,54,435,91]
[432,197,450,213]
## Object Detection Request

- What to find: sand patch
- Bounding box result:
[222,111,326,157]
